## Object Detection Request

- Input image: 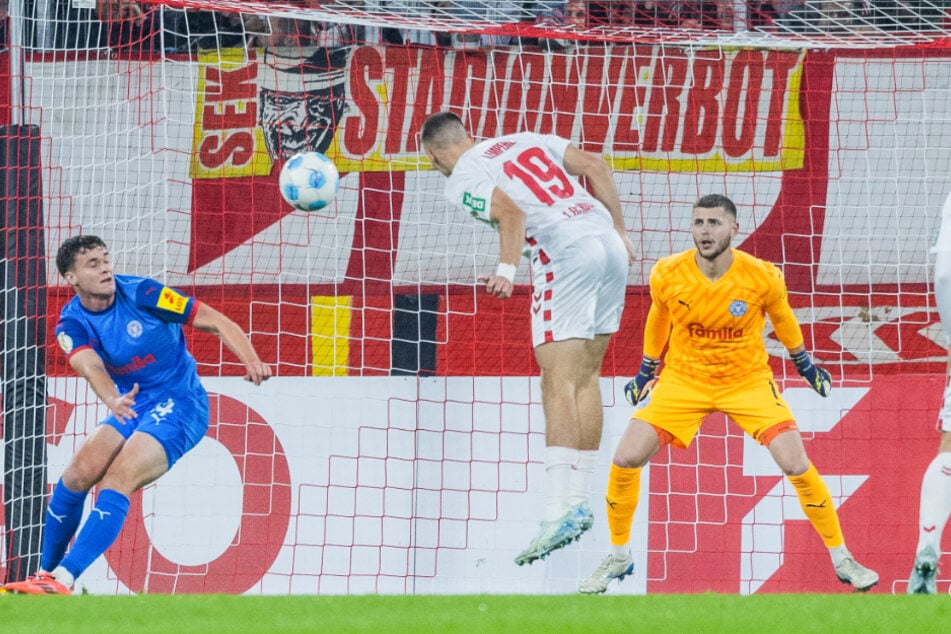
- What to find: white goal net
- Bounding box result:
[1,0,949,595]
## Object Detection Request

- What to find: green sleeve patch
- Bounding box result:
[462,191,486,215]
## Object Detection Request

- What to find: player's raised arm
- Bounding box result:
[562,144,636,264]
[190,302,272,385]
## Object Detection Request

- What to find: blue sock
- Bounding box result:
[40,479,88,572]
[59,489,130,580]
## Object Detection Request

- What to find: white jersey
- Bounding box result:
[444,132,615,258]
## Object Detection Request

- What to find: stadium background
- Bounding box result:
[1,2,949,596]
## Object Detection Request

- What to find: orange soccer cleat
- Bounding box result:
[2,572,72,595]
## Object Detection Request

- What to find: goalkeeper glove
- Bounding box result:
[624,357,660,406]
[791,350,832,397]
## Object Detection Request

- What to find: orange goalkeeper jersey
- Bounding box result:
[643,249,804,385]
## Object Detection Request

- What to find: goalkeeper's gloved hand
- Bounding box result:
[791,350,832,397]
[624,357,660,406]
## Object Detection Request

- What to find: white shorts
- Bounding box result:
[529,230,629,348]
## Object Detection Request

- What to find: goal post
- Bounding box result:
[0,0,949,594]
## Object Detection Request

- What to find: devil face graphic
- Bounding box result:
[258,46,350,161]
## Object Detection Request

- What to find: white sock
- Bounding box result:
[568,450,599,507]
[611,544,630,559]
[828,544,851,567]
[544,446,578,521]
[915,451,951,555]
[52,566,75,589]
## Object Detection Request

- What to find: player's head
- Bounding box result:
[694,194,737,220]
[56,235,108,276]
[691,194,739,262]
[57,235,116,301]
[421,111,472,176]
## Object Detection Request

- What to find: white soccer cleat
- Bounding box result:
[514,505,592,566]
[908,545,939,595]
[569,501,594,533]
[834,556,879,592]
[578,552,634,594]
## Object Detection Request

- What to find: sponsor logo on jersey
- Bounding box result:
[106,354,157,376]
[126,320,143,338]
[57,332,74,354]
[687,322,743,340]
[463,192,486,215]
[157,287,188,314]
[729,300,748,317]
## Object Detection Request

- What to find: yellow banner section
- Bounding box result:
[190,48,272,179]
[311,296,351,376]
[187,45,806,178]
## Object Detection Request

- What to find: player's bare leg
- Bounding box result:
[2,426,126,595]
[514,337,609,565]
[910,255,951,594]
[909,426,951,594]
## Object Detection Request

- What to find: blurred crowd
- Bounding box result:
[7,1,950,53]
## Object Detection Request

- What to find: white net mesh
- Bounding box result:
[1,0,948,595]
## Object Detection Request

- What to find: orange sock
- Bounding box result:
[787,462,845,548]
[605,463,641,546]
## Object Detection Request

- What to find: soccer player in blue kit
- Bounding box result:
[3,235,271,595]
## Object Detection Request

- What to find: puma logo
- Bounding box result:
[90,508,111,520]
[805,500,827,509]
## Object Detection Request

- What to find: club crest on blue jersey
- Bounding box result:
[126,320,143,338]
[729,300,747,317]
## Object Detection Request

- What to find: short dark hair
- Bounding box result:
[420,111,467,149]
[694,194,737,219]
[56,235,107,276]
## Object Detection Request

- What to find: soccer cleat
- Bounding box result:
[834,556,879,592]
[908,545,939,595]
[514,506,592,566]
[1,572,72,596]
[569,501,594,533]
[578,552,635,594]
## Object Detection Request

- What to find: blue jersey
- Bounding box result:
[55,275,203,395]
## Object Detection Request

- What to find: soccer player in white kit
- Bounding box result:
[422,112,637,565]
[909,193,951,594]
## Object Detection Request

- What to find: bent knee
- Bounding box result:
[60,465,101,493]
[613,420,666,468]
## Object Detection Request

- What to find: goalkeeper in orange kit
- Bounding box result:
[579,194,879,594]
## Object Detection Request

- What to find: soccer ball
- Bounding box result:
[278,151,340,211]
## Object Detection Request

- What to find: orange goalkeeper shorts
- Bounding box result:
[632,370,796,449]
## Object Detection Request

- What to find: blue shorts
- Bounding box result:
[102,384,210,468]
